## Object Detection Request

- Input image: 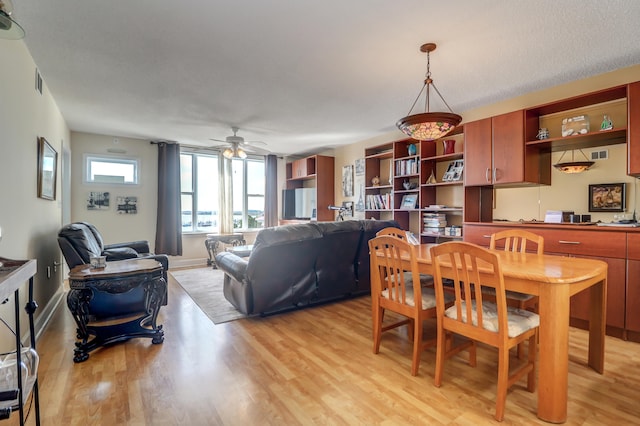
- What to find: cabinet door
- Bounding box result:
[492,110,525,184]
[568,255,625,330]
[628,81,640,176]
[463,118,492,185]
[293,159,308,178]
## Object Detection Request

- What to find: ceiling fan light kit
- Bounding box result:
[396,43,462,141]
[0,0,25,40]
[211,126,266,159]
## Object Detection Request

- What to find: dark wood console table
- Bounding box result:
[67,259,166,363]
[205,233,245,268]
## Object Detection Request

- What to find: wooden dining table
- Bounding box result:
[410,244,608,424]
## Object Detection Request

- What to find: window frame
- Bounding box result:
[84,154,140,185]
[180,150,265,234]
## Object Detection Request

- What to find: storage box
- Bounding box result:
[561,115,590,137]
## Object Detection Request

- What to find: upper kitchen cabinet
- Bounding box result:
[464,110,549,187]
[627,81,640,176]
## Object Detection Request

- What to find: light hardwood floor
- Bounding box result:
[26,275,640,425]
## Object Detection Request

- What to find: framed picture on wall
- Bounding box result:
[342,165,354,197]
[589,183,626,212]
[37,137,57,200]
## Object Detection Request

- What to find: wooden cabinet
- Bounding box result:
[626,233,640,340]
[463,118,492,185]
[464,110,533,186]
[285,155,334,221]
[463,223,628,338]
[627,81,640,175]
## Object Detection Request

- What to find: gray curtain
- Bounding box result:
[155,141,182,255]
[265,154,278,228]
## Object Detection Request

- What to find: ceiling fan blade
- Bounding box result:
[244,140,267,147]
[209,138,227,143]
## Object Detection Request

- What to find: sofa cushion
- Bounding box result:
[312,221,362,299]
[246,224,324,314]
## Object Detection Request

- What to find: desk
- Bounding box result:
[67,259,166,362]
[408,245,607,423]
[205,233,245,268]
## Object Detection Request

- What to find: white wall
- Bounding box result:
[69,132,159,246]
[0,39,70,346]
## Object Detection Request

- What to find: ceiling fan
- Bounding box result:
[209,126,268,159]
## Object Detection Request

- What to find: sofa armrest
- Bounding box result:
[215,252,248,283]
[104,240,150,254]
[102,247,139,261]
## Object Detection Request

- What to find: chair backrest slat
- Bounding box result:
[489,229,544,255]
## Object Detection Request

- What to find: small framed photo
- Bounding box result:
[442,159,464,182]
[400,194,417,210]
[589,183,626,212]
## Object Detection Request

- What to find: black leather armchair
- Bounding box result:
[57,222,169,281]
[57,222,168,362]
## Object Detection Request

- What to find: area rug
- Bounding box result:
[169,267,248,324]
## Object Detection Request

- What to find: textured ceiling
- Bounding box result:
[13,1,640,156]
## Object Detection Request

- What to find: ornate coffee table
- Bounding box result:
[67,259,166,362]
[205,233,245,268]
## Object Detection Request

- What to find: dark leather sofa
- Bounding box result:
[215,219,398,315]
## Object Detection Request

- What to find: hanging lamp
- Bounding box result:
[553,149,594,173]
[0,0,25,40]
[396,43,462,141]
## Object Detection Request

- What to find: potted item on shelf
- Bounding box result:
[443,139,455,155]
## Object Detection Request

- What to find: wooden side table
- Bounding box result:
[205,233,245,268]
[67,259,166,363]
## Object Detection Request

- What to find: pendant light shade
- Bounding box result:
[396,43,461,141]
[553,149,594,173]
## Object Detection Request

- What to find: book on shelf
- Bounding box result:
[365,193,392,210]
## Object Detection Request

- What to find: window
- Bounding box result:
[232,158,265,229]
[180,151,264,233]
[85,154,139,184]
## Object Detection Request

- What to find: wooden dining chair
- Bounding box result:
[368,235,452,376]
[489,229,543,309]
[376,227,433,287]
[430,241,539,422]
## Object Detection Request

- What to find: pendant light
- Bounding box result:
[396,43,462,141]
[553,149,594,173]
[0,0,25,40]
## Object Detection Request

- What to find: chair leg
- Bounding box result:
[526,332,537,392]
[495,346,510,422]
[434,325,446,387]
[373,306,384,354]
[410,316,423,376]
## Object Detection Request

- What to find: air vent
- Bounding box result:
[590,149,608,160]
[34,68,42,94]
